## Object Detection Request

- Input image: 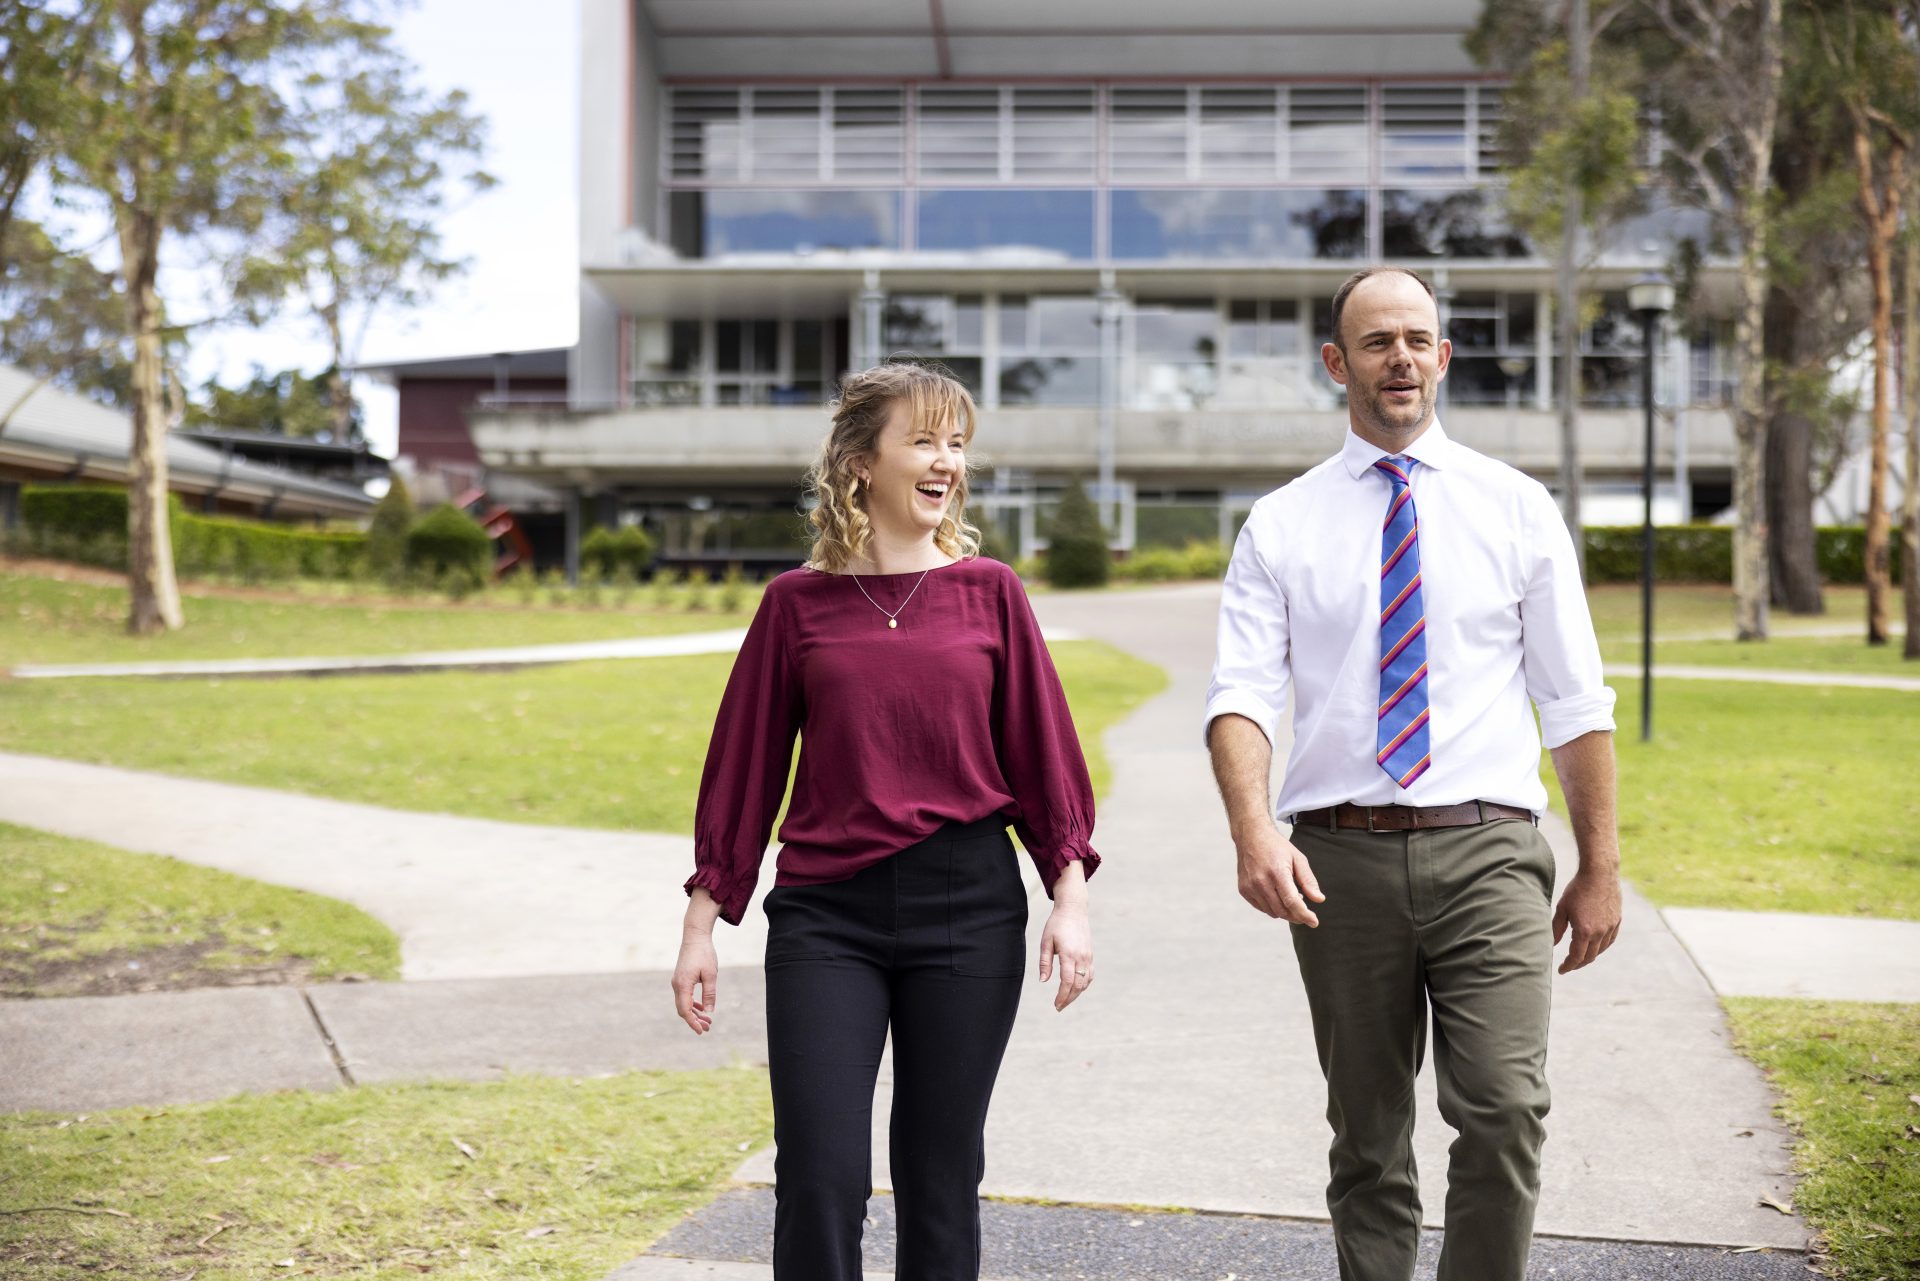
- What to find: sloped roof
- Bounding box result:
[0,364,377,518]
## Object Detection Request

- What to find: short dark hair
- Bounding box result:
[1328,267,1437,351]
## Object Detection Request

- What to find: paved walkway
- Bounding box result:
[1602,661,1920,692]
[19,579,1920,1266]
[4,625,1079,680]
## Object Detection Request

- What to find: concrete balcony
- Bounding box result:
[469,402,1736,492]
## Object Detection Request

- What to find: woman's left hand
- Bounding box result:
[1038,862,1093,1011]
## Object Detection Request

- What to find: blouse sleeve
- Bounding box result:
[685,583,804,925]
[992,564,1101,895]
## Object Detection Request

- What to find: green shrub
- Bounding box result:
[582,524,657,579]
[1581,526,1900,585]
[1045,478,1109,589]
[403,504,491,594]
[366,476,414,580]
[1114,546,1186,583]
[1815,526,1906,584]
[20,486,130,544]
[650,566,681,609]
[22,484,365,581]
[684,568,711,611]
[718,564,746,612]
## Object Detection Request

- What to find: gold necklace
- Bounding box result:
[851,567,934,629]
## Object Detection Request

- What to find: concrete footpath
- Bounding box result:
[16,580,1916,1270]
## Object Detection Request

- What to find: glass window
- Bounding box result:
[1110,188,1368,260]
[829,87,904,181]
[1381,86,1470,180]
[917,87,1002,181]
[1225,299,1300,359]
[1134,299,1217,360]
[668,320,701,373]
[667,189,902,257]
[1109,86,1190,182]
[953,295,985,349]
[1012,87,1096,181]
[1200,88,1280,179]
[914,189,1096,259]
[1000,356,1100,406]
[1504,291,1538,351]
[999,296,1030,350]
[1134,298,1219,410]
[1031,296,1101,353]
[884,295,947,351]
[1447,356,1536,405]
[747,88,822,181]
[668,88,742,180]
[1380,188,1529,258]
[1287,86,1368,183]
[890,354,985,399]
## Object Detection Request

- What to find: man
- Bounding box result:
[1204,266,1621,1281]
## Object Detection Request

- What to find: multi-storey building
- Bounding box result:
[467,1,1738,569]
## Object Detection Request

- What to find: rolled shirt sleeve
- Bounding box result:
[1204,513,1292,748]
[1520,484,1618,748]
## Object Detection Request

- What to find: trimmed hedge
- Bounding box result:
[582,524,658,579]
[1583,525,1904,584]
[18,484,367,581]
[1044,478,1110,589]
[404,503,491,593]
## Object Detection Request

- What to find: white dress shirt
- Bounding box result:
[1205,421,1617,821]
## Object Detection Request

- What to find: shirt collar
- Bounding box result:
[1341,419,1455,479]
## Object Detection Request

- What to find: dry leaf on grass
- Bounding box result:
[525,1225,557,1238]
[451,1137,478,1161]
[1758,1193,1794,1215]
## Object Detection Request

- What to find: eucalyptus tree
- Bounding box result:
[1808,0,1919,647]
[50,0,381,634]
[237,42,493,441]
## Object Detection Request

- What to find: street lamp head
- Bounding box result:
[1628,273,1676,318]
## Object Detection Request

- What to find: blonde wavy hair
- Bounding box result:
[805,363,983,573]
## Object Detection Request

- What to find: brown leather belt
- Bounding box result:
[1294,801,1535,832]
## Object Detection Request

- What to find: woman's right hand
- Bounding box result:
[672,890,723,1034]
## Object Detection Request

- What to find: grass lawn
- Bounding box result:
[0,1066,771,1280]
[0,642,1162,836]
[1723,999,1920,1279]
[1588,583,1917,676]
[1544,677,1920,920]
[0,823,400,997]
[0,567,761,668]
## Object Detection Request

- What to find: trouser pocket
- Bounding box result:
[947,829,1027,977]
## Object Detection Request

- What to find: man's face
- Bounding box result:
[1320,274,1451,444]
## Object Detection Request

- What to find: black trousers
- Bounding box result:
[763,817,1027,1281]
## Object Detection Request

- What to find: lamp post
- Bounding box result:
[1628,273,1675,742]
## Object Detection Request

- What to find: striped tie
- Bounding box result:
[1375,456,1431,791]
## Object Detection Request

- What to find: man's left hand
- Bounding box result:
[1552,868,1621,974]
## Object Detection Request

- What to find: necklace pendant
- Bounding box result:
[888,618,898,629]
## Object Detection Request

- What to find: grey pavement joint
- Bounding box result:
[1663,907,1920,1001]
[0,969,769,1115]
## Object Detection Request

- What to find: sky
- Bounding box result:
[176,0,582,458]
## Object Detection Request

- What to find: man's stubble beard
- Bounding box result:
[1348,376,1437,445]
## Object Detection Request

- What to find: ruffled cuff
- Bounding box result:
[683,863,757,927]
[1034,838,1101,898]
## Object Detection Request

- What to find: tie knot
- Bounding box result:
[1375,456,1415,485]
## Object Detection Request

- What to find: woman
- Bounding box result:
[671,362,1099,1280]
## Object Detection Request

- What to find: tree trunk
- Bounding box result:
[1856,126,1902,646]
[119,206,183,635]
[1903,209,1919,659]
[322,301,353,440]
[1764,285,1823,612]
[1557,0,1590,577]
[1729,0,1781,641]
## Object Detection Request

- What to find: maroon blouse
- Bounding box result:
[684,555,1100,926]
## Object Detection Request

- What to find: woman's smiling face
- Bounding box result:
[858,400,969,541]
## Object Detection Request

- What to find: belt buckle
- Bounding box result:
[1365,805,1380,833]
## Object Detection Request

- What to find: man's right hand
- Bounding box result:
[1237,827,1326,926]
